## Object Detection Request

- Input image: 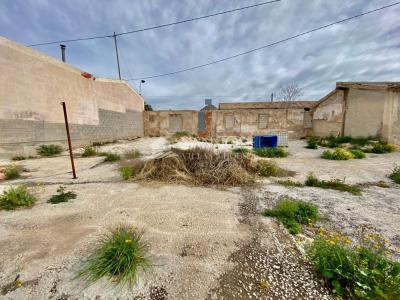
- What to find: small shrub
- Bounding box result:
[12,155,26,161]
[37,144,63,156]
[321,148,354,160]
[119,166,134,180]
[254,147,288,158]
[232,147,249,154]
[370,143,396,154]
[78,226,151,287]
[263,198,318,234]
[4,165,21,180]
[254,160,295,177]
[102,152,121,162]
[0,186,37,210]
[124,150,142,159]
[305,173,361,195]
[82,146,97,157]
[319,135,373,148]
[48,186,77,204]
[305,137,319,149]
[306,228,400,299]
[349,149,366,159]
[389,165,400,184]
[276,179,304,187]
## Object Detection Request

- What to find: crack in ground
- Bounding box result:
[206,188,332,300]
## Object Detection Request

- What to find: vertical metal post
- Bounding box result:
[60,44,66,62]
[61,102,77,179]
[113,32,122,80]
[270,93,274,102]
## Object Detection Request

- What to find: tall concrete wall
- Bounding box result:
[0,36,144,156]
[143,111,198,136]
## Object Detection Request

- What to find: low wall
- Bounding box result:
[0,36,144,157]
[143,111,198,136]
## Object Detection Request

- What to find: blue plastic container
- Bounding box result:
[253,135,278,149]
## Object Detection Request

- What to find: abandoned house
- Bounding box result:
[1,35,400,157]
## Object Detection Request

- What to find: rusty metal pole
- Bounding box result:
[61,102,77,179]
[113,32,122,80]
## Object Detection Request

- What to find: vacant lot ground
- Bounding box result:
[0,137,398,299]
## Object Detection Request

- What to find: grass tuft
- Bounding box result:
[77,226,151,287]
[276,179,304,187]
[100,152,121,162]
[254,160,295,177]
[305,173,361,195]
[254,147,288,158]
[0,186,37,210]
[119,166,135,180]
[124,150,142,159]
[4,165,21,180]
[349,149,366,159]
[82,146,97,157]
[37,144,63,156]
[48,186,77,204]
[263,198,318,234]
[389,165,400,184]
[305,137,319,149]
[232,147,250,154]
[321,148,354,160]
[12,155,26,161]
[369,143,397,154]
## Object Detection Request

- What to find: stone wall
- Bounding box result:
[143,111,198,136]
[0,36,144,156]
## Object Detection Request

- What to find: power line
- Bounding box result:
[27,0,280,47]
[125,1,400,81]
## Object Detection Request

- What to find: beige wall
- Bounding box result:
[344,89,386,138]
[211,108,307,139]
[312,90,345,137]
[0,36,144,155]
[143,111,198,136]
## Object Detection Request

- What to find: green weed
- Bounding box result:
[349,149,366,159]
[37,144,63,156]
[321,148,355,160]
[263,198,318,234]
[11,155,26,161]
[77,226,151,287]
[0,186,37,210]
[124,150,142,159]
[305,137,319,149]
[254,147,288,158]
[100,152,121,162]
[305,173,362,195]
[82,146,97,157]
[369,143,396,154]
[48,186,77,204]
[389,165,400,184]
[4,165,21,180]
[254,160,295,177]
[276,179,304,187]
[232,147,249,154]
[119,166,134,180]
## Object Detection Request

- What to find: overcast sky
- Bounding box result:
[1,0,399,109]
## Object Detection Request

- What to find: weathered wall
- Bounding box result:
[0,36,144,156]
[211,108,307,139]
[312,90,345,137]
[143,111,198,136]
[343,89,386,139]
[387,91,400,145]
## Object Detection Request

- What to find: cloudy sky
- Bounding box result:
[1,0,399,109]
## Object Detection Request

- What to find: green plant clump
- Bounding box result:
[12,155,26,161]
[277,179,304,187]
[124,150,142,159]
[321,148,355,160]
[389,165,400,184]
[37,144,63,156]
[305,137,319,149]
[305,173,362,195]
[370,143,396,154]
[254,160,295,177]
[101,152,121,162]
[232,147,249,154]
[307,231,400,299]
[78,226,151,287]
[4,165,21,180]
[0,186,37,210]
[349,149,366,159]
[263,198,318,234]
[82,146,97,157]
[119,166,135,180]
[254,147,288,158]
[48,186,77,204]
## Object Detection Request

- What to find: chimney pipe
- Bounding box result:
[60,44,66,62]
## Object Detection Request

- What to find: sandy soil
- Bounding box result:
[0,137,399,299]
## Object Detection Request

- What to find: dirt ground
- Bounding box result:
[0,137,399,299]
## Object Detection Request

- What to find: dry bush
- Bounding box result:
[134,147,254,186]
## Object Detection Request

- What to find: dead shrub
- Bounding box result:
[134,147,254,186]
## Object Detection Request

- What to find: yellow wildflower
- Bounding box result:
[125,239,132,243]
